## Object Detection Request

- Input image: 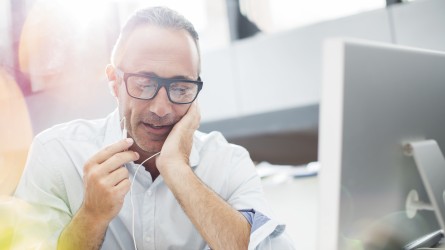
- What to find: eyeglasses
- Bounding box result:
[115,68,203,104]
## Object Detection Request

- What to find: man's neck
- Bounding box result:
[130,145,160,181]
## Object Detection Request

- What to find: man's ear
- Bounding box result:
[106,64,118,98]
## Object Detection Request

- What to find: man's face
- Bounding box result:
[116,25,200,154]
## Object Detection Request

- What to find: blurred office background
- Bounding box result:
[1,0,445,248]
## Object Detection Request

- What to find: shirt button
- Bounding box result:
[147,190,152,196]
[145,236,151,242]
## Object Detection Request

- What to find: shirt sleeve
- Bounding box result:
[239,209,295,250]
[13,138,73,248]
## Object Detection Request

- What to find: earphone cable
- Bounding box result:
[130,151,161,250]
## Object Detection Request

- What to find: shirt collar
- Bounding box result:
[103,108,200,168]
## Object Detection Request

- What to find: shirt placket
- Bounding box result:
[142,182,157,249]
[127,162,156,250]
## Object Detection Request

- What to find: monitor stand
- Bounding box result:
[403,229,443,250]
[404,140,445,249]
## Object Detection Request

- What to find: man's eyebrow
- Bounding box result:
[137,71,158,77]
[137,71,194,80]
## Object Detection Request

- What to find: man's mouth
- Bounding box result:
[146,123,168,129]
[142,122,173,135]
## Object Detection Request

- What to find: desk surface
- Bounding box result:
[262,176,319,249]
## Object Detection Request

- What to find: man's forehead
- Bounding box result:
[119,25,200,77]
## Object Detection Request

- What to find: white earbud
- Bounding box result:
[121,117,127,139]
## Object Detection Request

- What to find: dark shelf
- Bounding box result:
[200,104,319,165]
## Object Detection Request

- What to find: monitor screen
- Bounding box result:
[318,38,445,250]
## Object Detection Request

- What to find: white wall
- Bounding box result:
[198,47,240,120]
[390,0,445,51]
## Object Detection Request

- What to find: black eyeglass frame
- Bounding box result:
[115,68,203,104]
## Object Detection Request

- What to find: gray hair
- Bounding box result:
[111,6,201,72]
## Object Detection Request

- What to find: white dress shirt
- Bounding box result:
[14,109,294,249]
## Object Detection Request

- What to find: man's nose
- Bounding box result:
[148,87,173,117]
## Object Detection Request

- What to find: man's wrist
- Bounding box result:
[77,204,110,230]
[160,162,193,187]
[58,205,110,250]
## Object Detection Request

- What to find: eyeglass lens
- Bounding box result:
[126,75,199,103]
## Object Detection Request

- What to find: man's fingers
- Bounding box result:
[114,178,131,199]
[85,138,135,170]
[189,101,201,129]
[101,150,139,173]
[96,138,134,163]
[104,166,130,187]
[176,101,201,131]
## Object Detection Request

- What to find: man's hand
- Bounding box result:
[82,138,139,223]
[59,138,139,250]
[156,101,200,174]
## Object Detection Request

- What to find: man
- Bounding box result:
[15,6,294,249]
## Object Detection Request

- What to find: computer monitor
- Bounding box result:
[318,38,445,250]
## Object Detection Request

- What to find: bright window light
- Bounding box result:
[241,0,385,33]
